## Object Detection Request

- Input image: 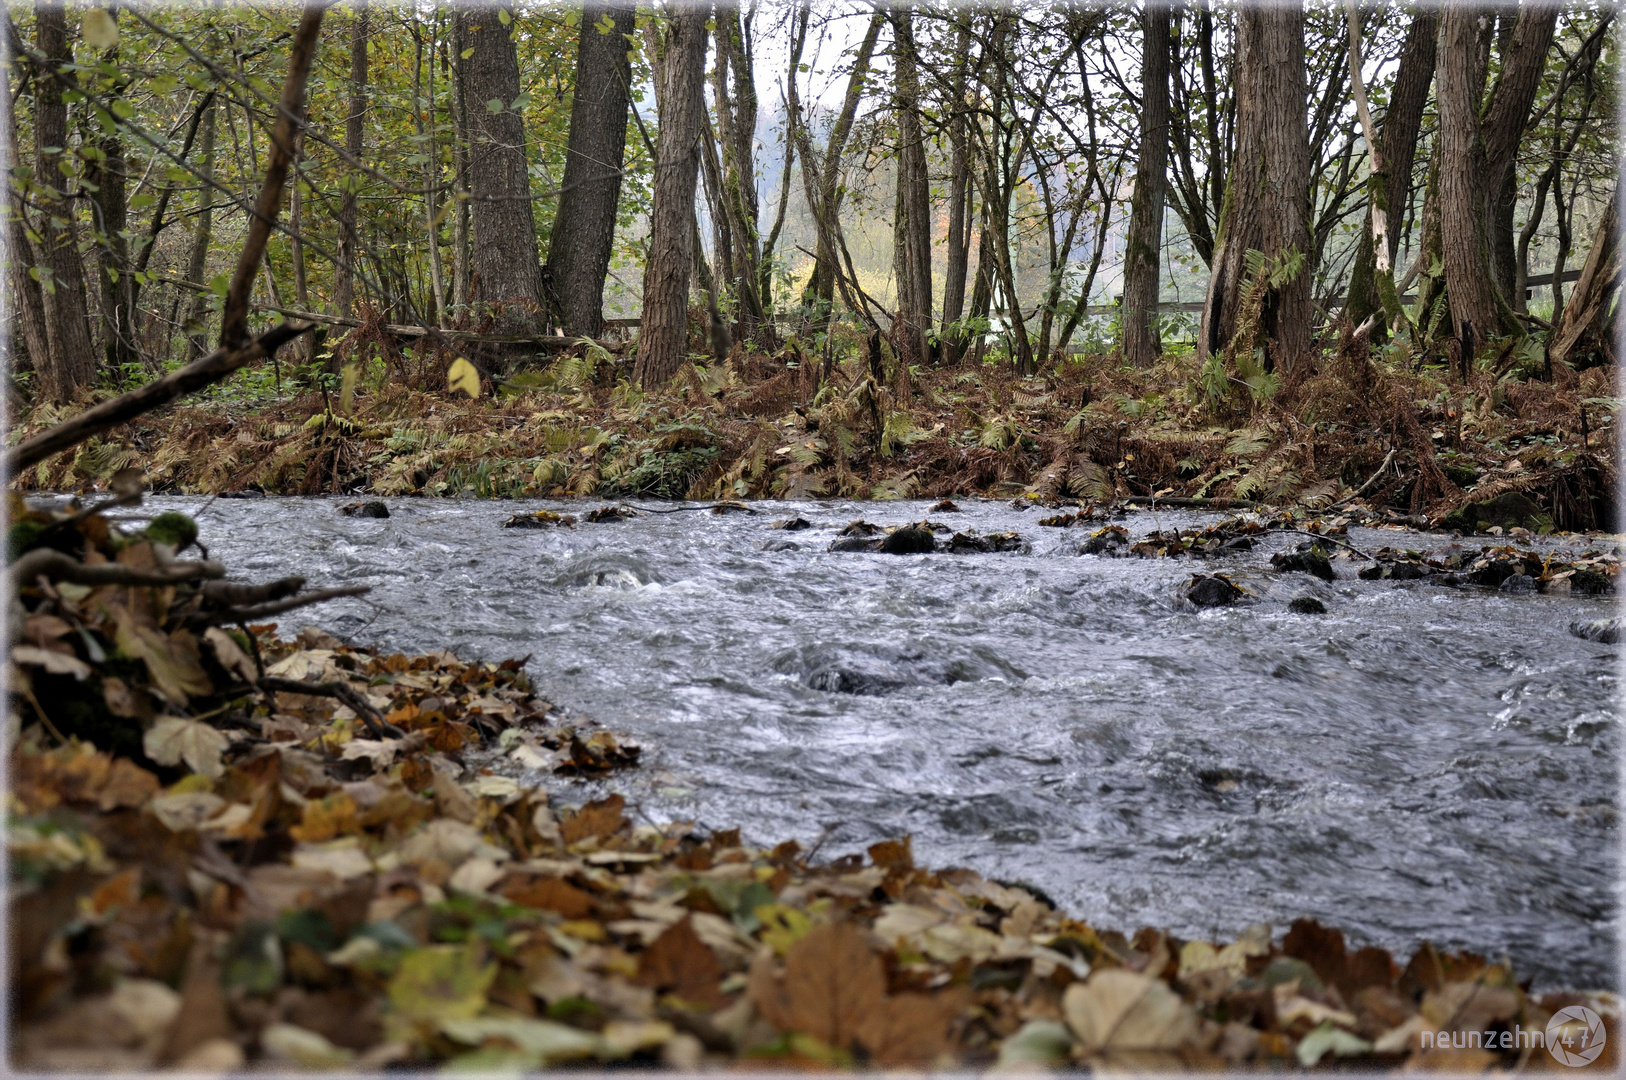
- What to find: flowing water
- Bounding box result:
[165,495,1619,988]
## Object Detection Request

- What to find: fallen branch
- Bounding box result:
[8,548,225,587]
[257,675,401,739]
[201,584,371,625]
[1116,495,1264,511]
[1334,448,1396,507]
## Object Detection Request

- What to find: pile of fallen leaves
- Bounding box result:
[10,739,1618,1072]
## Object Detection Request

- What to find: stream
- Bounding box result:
[166,495,1619,989]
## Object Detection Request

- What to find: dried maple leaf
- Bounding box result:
[636,916,725,1008]
[559,794,627,845]
[855,987,971,1067]
[749,922,885,1051]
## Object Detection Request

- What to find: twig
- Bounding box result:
[199,576,306,607]
[1334,448,1395,507]
[8,549,225,588]
[203,585,371,625]
[1279,527,1374,560]
[257,676,401,739]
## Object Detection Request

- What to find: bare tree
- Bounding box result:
[1121,2,1171,366]
[634,3,709,389]
[545,0,635,337]
[335,0,368,319]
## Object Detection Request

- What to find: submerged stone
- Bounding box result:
[879,526,936,555]
[1288,596,1327,615]
[1187,574,1245,607]
[340,500,390,519]
[1570,618,1622,644]
[1270,546,1335,581]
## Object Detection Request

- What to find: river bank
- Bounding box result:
[9,345,1618,533]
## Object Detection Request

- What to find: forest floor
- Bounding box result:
[10,333,1620,534]
[10,493,1618,1072]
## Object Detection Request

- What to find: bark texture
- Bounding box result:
[1438,0,1511,346]
[1345,7,1436,330]
[3,36,50,378]
[1198,2,1312,372]
[634,5,708,389]
[335,0,368,319]
[1121,2,1171,366]
[457,2,544,342]
[1549,177,1620,370]
[545,0,634,337]
[890,6,933,369]
[32,0,97,401]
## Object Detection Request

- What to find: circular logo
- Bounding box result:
[1547,1005,1608,1067]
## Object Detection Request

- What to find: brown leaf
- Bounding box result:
[97,758,160,810]
[559,794,627,845]
[431,770,479,824]
[102,676,154,720]
[749,922,886,1051]
[867,837,914,872]
[636,916,725,1008]
[501,876,595,919]
[158,935,231,1064]
[855,987,971,1067]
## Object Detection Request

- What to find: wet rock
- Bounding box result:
[1186,574,1245,607]
[828,536,883,553]
[771,516,813,531]
[503,509,576,529]
[879,525,936,555]
[1571,567,1615,595]
[947,531,1026,554]
[1441,491,1548,533]
[1270,546,1335,581]
[340,500,389,519]
[585,505,636,522]
[839,520,880,536]
[219,489,265,499]
[1288,596,1327,615]
[1499,573,1535,593]
[1078,525,1129,556]
[932,499,962,512]
[759,539,801,552]
[1570,618,1622,644]
[711,501,754,514]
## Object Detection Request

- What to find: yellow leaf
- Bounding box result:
[82,7,119,49]
[387,944,495,1023]
[339,361,358,413]
[756,904,813,955]
[447,357,480,398]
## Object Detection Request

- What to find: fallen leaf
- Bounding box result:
[502,876,595,918]
[856,987,971,1067]
[560,794,626,845]
[98,759,160,810]
[388,945,496,1023]
[750,922,885,1051]
[636,916,724,1008]
[148,792,225,832]
[1063,968,1201,1054]
[11,645,93,680]
[261,1023,356,1068]
[201,627,258,684]
[439,1015,600,1062]
[142,717,228,779]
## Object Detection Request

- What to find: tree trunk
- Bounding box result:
[1438,0,1514,349]
[711,0,762,334]
[1121,1,1171,366]
[545,0,634,337]
[792,6,883,320]
[31,0,98,401]
[1198,1,1312,372]
[1345,7,1436,332]
[3,35,51,379]
[449,10,471,314]
[1481,1,1559,302]
[939,14,974,363]
[82,3,137,374]
[634,4,708,389]
[183,96,217,361]
[890,6,932,370]
[457,2,544,348]
[335,0,368,319]
[1549,175,1620,370]
[413,13,446,327]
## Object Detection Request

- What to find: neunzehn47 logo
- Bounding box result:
[1418,1005,1607,1068]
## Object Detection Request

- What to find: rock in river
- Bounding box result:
[340,500,389,519]
[1570,618,1621,644]
[1187,574,1245,607]
[1270,545,1335,581]
[1288,596,1327,614]
[879,525,937,554]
